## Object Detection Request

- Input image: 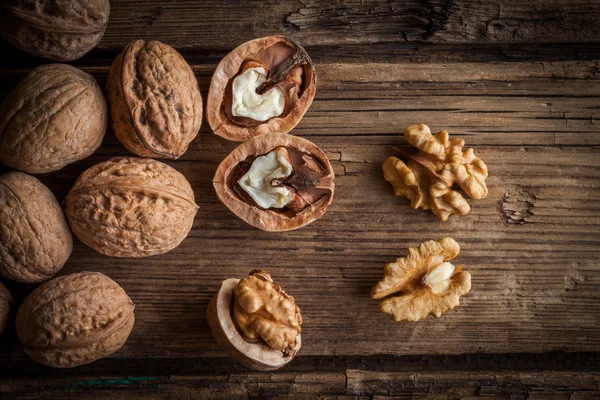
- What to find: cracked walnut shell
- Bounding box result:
[213,133,334,231]
[0,0,110,61]
[383,124,488,221]
[207,35,316,142]
[0,172,72,283]
[371,237,471,322]
[0,64,107,174]
[0,282,12,335]
[107,40,202,159]
[16,272,134,368]
[65,157,198,258]
[207,270,302,371]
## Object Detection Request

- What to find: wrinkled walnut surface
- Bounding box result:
[65,157,198,258]
[16,271,134,368]
[371,237,471,322]
[0,172,72,283]
[213,133,334,231]
[0,64,107,174]
[108,40,202,159]
[234,269,302,355]
[383,124,488,221]
[0,281,12,335]
[207,35,316,142]
[0,0,109,61]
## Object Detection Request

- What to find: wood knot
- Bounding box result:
[498,186,536,224]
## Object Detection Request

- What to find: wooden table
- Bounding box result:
[1,1,599,398]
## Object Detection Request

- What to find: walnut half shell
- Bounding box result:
[207,270,302,371]
[213,133,334,231]
[207,36,316,142]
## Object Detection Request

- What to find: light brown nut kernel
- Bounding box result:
[64,157,198,258]
[0,0,110,61]
[107,40,203,159]
[371,237,471,322]
[0,64,107,174]
[234,270,302,355]
[383,124,488,221]
[207,36,316,142]
[0,282,12,335]
[207,270,302,371]
[213,133,334,231]
[16,272,134,368]
[0,172,72,283]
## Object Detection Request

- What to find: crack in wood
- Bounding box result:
[499,185,537,225]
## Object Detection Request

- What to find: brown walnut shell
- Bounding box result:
[16,272,135,368]
[0,0,110,61]
[65,157,198,258]
[107,40,203,159]
[207,35,316,142]
[0,281,12,335]
[207,278,301,371]
[213,133,334,231]
[0,64,107,174]
[0,172,72,283]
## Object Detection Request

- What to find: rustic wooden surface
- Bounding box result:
[1,0,599,398]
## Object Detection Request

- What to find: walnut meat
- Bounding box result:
[64,157,198,258]
[383,124,488,221]
[0,64,107,174]
[0,172,72,283]
[16,272,134,368]
[207,36,316,142]
[207,270,302,371]
[107,40,202,159]
[371,237,471,322]
[0,0,110,61]
[213,133,334,231]
[0,282,12,335]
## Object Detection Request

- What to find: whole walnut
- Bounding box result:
[65,157,198,258]
[107,40,202,159]
[0,0,110,61]
[0,64,107,174]
[0,281,12,335]
[16,272,135,368]
[0,172,72,283]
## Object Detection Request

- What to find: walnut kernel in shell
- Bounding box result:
[16,272,134,368]
[107,40,203,159]
[65,157,198,258]
[0,172,72,283]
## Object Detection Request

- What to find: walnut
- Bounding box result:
[371,237,471,322]
[16,272,135,368]
[383,124,488,221]
[0,64,107,174]
[0,172,72,283]
[207,36,316,142]
[64,157,198,258]
[207,270,302,371]
[0,281,12,335]
[0,0,110,61]
[107,40,202,159]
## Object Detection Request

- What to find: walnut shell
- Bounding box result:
[213,133,334,231]
[16,272,134,368]
[0,281,12,335]
[207,36,316,142]
[0,64,107,174]
[107,40,203,159]
[0,0,110,61]
[0,172,72,283]
[65,157,198,258]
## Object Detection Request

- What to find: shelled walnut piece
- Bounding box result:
[371,237,471,322]
[206,270,302,371]
[0,282,12,335]
[213,133,335,231]
[383,124,488,221]
[207,35,316,142]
